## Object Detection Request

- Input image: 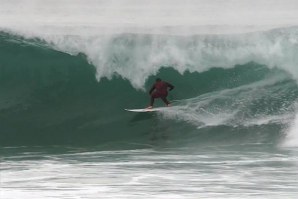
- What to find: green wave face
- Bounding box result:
[1,32,297,147]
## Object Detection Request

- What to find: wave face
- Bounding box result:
[1,27,298,147]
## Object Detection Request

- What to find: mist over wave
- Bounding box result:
[1,0,298,32]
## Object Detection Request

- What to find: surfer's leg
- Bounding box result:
[161,96,170,106]
[149,93,159,108]
[150,97,154,106]
[148,96,155,108]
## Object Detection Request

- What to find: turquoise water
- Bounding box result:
[1,30,298,198]
[1,32,298,146]
[1,0,298,197]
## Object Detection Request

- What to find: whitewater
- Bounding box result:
[1,0,298,198]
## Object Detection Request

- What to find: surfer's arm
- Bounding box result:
[149,85,155,95]
[167,82,174,91]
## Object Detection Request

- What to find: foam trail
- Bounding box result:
[160,73,293,128]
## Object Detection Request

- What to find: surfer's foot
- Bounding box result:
[146,106,153,109]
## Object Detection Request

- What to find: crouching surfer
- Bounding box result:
[147,78,174,109]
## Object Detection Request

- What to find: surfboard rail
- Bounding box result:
[125,107,167,112]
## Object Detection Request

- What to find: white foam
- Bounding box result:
[1,0,298,88]
[160,74,293,128]
[283,107,298,147]
[7,28,295,89]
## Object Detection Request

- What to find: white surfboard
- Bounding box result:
[125,107,167,112]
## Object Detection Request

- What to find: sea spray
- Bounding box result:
[283,103,298,147]
[15,28,298,89]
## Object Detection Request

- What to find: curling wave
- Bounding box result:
[1,27,298,147]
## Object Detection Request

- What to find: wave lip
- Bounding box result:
[14,26,295,89]
[2,1,298,89]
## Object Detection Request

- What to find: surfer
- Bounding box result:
[147,78,174,109]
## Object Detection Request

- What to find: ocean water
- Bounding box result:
[1,0,298,198]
